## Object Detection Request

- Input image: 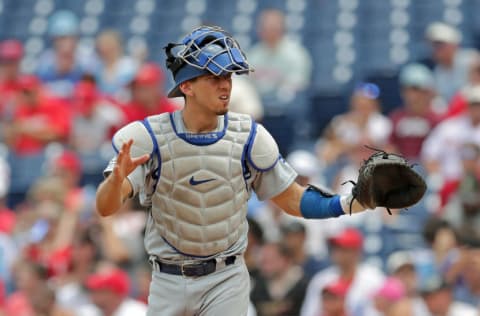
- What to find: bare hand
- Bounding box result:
[110,139,149,184]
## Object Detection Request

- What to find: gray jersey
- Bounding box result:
[104,111,296,261]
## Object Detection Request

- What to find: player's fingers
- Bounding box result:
[123,139,134,151]
[132,154,149,166]
[117,139,133,163]
[117,147,125,162]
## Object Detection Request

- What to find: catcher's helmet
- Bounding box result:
[164,25,253,98]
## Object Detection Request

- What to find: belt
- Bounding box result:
[150,256,237,277]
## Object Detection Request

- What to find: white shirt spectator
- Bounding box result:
[300,263,385,316]
[421,114,480,180]
[329,112,392,147]
[77,298,147,316]
[229,75,264,122]
[248,36,312,107]
[433,49,477,103]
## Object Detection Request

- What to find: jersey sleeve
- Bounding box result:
[251,157,298,201]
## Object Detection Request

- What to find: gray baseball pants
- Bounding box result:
[146,257,250,316]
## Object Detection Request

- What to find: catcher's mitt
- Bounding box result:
[345,148,427,215]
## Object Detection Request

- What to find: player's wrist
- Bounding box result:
[300,185,344,219]
[106,172,125,187]
[340,194,365,214]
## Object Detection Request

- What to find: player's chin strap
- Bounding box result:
[164,43,185,77]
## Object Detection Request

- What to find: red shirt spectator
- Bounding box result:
[387,63,441,160]
[389,108,441,160]
[3,75,71,155]
[70,80,124,148]
[121,63,178,123]
[0,39,24,117]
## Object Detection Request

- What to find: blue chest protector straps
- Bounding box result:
[300,185,345,219]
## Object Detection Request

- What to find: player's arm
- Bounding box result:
[271,181,365,218]
[96,139,149,216]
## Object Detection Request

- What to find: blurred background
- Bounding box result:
[2,0,480,315]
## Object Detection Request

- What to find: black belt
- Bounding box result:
[151,256,237,277]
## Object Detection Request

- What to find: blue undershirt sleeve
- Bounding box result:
[300,185,345,219]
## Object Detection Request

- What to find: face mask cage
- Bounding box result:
[165,26,253,77]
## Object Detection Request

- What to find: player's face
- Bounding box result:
[189,73,232,115]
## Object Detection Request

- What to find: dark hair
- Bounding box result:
[422,217,459,245]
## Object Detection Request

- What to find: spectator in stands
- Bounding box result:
[421,85,480,183]
[421,218,460,280]
[2,75,71,206]
[442,143,480,243]
[69,79,123,184]
[3,75,71,156]
[229,75,264,122]
[45,149,98,224]
[3,262,48,316]
[95,198,147,269]
[387,63,442,161]
[121,63,178,123]
[317,83,392,166]
[386,251,419,298]
[54,228,99,311]
[81,267,147,316]
[417,274,477,316]
[94,30,139,98]
[36,10,97,99]
[286,149,325,187]
[300,228,385,316]
[280,222,328,280]
[248,9,312,113]
[444,52,480,118]
[18,179,76,278]
[384,250,430,315]
[423,22,477,104]
[446,243,480,307]
[29,282,74,316]
[361,277,406,316]
[318,278,350,316]
[0,40,23,123]
[251,242,309,316]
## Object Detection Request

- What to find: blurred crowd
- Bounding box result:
[1,7,480,316]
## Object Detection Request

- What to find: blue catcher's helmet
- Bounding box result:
[165,25,253,98]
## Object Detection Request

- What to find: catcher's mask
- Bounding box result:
[164,25,253,98]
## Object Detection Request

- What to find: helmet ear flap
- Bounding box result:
[164,43,184,77]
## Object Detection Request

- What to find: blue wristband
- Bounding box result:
[300,187,344,219]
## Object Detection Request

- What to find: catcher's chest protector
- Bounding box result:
[144,112,253,256]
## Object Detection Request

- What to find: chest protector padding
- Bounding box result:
[145,112,253,256]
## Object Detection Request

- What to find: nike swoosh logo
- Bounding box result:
[189,176,216,186]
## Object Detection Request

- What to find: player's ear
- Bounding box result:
[179,81,194,97]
